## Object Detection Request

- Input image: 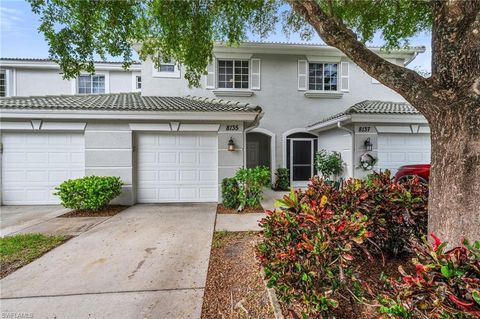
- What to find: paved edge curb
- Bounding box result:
[260,267,284,319]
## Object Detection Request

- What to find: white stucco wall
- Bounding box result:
[140,52,408,172]
[0,63,141,97]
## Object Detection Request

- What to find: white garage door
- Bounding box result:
[377,133,431,175]
[136,132,218,203]
[1,132,85,205]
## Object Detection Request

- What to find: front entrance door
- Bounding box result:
[290,139,314,183]
[246,141,259,168]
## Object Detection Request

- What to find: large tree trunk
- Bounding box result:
[428,103,480,246]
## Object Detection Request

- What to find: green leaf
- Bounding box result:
[472,290,480,305]
[440,265,451,278]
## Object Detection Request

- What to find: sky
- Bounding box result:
[0,0,432,72]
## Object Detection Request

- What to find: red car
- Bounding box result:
[394,164,431,184]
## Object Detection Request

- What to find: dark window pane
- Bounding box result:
[293,141,312,164]
[292,166,312,181]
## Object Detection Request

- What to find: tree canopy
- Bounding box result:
[29,0,431,86]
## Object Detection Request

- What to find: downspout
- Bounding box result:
[337,121,355,178]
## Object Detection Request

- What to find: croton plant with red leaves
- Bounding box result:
[257,182,371,317]
[378,234,480,318]
[256,172,429,317]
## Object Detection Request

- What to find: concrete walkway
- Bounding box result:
[0,203,217,319]
[215,188,289,232]
[0,205,69,236]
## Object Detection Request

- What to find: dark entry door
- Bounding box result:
[290,139,313,181]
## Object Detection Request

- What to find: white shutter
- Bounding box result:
[340,61,349,92]
[298,60,308,91]
[206,59,215,89]
[250,58,261,90]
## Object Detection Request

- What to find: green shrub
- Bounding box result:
[234,166,270,210]
[55,176,123,210]
[315,149,343,180]
[221,177,239,209]
[378,235,480,318]
[273,168,290,191]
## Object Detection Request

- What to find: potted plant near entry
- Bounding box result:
[314,149,344,187]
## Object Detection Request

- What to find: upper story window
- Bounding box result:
[78,74,105,94]
[152,58,180,78]
[0,70,6,97]
[136,76,142,89]
[308,63,338,91]
[217,60,249,89]
[159,60,175,73]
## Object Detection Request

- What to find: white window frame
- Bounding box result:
[77,72,109,94]
[308,62,339,92]
[216,59,250,90]
[152,58,181,78]
[136,75,142,89]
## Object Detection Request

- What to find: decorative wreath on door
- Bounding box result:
[360,152,377,170]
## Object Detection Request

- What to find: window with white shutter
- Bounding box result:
[340,61,349,92]
[250,58,261,90]
[206,60,215,89]
[298,60,308,90]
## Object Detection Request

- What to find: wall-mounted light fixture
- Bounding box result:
[364,137,373,151]
[227,137,236,151]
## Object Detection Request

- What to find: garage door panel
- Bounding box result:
[136,133,218,203]
[158,152,177,164]
[377,133,430,175]
[179,152,197,164]
[179,136,197,146]
[2,132,85,205]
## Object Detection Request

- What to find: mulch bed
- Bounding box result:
[217,204,265,214]
[58,205,129,218]
[201,232,275,319]
[281,254,415,319]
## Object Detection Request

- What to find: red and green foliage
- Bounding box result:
[378,235,480,319]
[257,172,428,317]
[257,186,371,317]
[362,171,428,256]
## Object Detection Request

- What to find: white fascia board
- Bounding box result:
[0,109,260,121]
[307,115,352,132]
[213,43,425,59]
[0,60,141,71]
[350,113,428,124]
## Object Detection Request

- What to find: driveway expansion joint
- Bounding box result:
[0,287,206,300]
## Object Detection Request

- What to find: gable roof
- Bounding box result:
[0,93,261,113]
[307,100,420,128]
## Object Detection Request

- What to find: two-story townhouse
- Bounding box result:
[0,41,429,206]
[141,41,429,185]
[0,58,142,97]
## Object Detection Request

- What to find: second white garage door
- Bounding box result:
[377,133,431,175]
[136,132,218,203]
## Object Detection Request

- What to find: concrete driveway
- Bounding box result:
[0,203,217,319]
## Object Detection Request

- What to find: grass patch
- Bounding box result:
[0,233,68,279]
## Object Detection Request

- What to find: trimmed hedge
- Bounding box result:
[55,176,123,211]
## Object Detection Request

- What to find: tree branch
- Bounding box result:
[287,0,433,113]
